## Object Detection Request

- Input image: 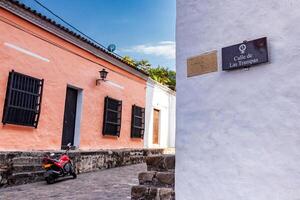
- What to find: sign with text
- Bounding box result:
[187,51,218,77]
[222,37,268,70]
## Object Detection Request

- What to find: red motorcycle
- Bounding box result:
[42,143,77,184]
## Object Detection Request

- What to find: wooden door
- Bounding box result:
[61,87,78,149]
[153,109,160,144]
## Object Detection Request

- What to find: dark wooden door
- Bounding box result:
[153,109,160,144]
[61,87,77,148]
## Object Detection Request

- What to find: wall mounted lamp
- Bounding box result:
[96,69,108,85]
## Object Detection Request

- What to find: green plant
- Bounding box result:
[122,56,176,90]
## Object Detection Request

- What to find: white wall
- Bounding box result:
[176,0,300,200]
[144,79,176,148]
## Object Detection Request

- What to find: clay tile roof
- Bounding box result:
[5,0,148,76]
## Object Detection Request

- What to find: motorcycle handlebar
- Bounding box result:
[64,143,72,154]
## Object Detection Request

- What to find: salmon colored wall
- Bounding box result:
[0,9,146,151]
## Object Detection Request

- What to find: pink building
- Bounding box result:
[0,0,147,151]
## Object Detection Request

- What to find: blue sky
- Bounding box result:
[19,0,176,70]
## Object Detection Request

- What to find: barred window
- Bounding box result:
[102,96,122,136]
[131,105,145,138]
[2,70,44,128]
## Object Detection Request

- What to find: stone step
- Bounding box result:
[146,155,175,172]
[131,185,175,200]
[163,148,175,155]
[139,171,175,188]
[12,164,44,173]
[8,171,45,185]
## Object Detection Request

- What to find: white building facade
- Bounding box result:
[144,79,176,149]
[176,0,300,199]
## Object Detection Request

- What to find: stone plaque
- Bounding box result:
[187,51,218,77]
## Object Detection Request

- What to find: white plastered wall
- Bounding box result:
[176,0,300,199]
[144,79,176,148]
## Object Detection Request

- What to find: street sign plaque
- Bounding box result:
[187,50,218,77]
[222,37,268,70]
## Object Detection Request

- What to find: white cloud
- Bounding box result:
[121,41,175,59]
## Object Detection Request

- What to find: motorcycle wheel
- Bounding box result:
[45,175,55,184]
[70,164,77,179]
[71,172,77,179]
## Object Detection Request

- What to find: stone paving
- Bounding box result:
[0,163,146,200]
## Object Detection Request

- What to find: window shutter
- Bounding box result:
[141,107,145,138]
[131,105,145,138]
[102,96,122,136]
[2,70,44,128]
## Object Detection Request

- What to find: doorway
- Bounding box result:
[153,109,160,145]
[61,87,79,149]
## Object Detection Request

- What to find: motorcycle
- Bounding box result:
[42,143,77,184]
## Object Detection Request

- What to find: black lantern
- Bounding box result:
[96,69,108,85]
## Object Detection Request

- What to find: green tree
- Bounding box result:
[122,56,176,90]
[148,66,176,90]
[122,56,136,67]
[136,59,151,72]
[167,70,176,90]
[148,66,169,85]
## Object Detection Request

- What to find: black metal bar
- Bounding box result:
[106,108,120,113]
[2,71,14,124]
[117,100,122,137]
[13,71,41,81]
[130,105,145,138]
[11,88,40,97]
[2,71,43,127]
[103,96,122,136]
[35,79,44,128]
[134,116,143,119]
[8,105,37,112]
[133,125,144,129]
[105,121,120,125]
[102,96,108,135]
[131,105,135,138]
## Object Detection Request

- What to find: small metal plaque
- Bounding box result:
[222,37,268,70]
[187,51,218,77]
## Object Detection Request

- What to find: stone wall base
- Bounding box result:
[0,148,163,188]
[132,154,175,200]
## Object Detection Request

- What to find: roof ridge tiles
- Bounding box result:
[3,0,148,77]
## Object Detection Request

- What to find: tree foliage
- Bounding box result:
[122,56,176,90]
[135,60,151,72]
[123,56,136,67]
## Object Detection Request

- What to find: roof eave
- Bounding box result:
[0,0,148,80]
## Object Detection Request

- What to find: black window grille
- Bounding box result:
[2,70,44,128]
[131,105,145,138]
[102,96,122,136]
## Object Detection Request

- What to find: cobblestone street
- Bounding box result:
[0,164,146,200]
